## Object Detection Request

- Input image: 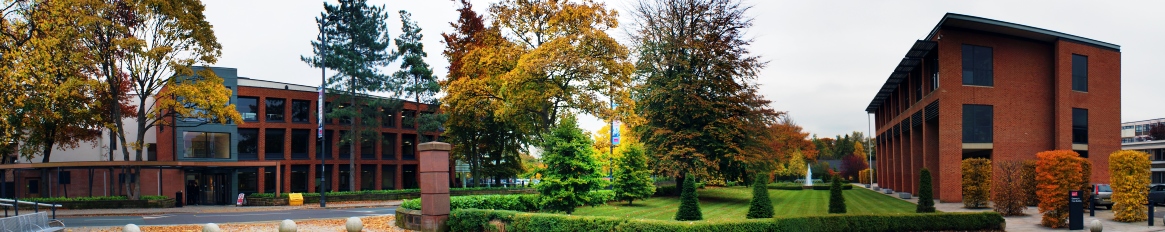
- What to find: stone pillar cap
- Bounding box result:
[419,142,451,152]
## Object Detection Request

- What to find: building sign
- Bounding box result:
[612,120,621,145]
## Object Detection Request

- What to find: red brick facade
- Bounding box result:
[868,14,1120,203]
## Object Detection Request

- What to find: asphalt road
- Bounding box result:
[58,207,397,228]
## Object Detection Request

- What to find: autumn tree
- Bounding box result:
[439,0,527,186]
[0,0,41,153]
[394,10,445,142]
[631,0,781,191]
[764,117,818,175]
[592,121,638,176]
[303,0,401,191]
[487,0,635,140]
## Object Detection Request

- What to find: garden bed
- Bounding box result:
[244,187,535,206]
[15,196,174,209]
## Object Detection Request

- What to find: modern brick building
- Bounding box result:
[1,67,444,205]
[866,13,1120,202]
[1119,118,1165,184]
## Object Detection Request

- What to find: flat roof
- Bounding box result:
[866,13,1120,113]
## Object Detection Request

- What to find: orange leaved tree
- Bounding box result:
[1035,150,1088,228]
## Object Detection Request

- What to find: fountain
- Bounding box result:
[803,163,813,189]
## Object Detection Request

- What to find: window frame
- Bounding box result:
[291,100,311,123]
[237,128,259,161]
[182,131,232,159]
[1073,108,1088,144]
[237,97,259,122]
[1072,54,1088,92]
[265,98,286,122]
[264,128,286,160]
[962,104,993,143]
[961,44,994,87]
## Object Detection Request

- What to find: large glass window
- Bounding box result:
[237,129,258,160]
[402,110,416,129]
[264,167,276,193]
[291,165,309,193]
[382,109,396,128]
[361,164,375,190]
[339,131,351,160]
[338,165,351,192]
[382,165,397,190]
[183,132,230,159]
[266,98,286,122]
[265,129,285,160]
[360,135,375,160]
[320,130,333,160]
[316,165,332,193]
[291,129,310,160]
[1073,108,1088,144]
[238,168,258,194]
[1072,54,1088,92]
[961,44,993,86]
[402,134,417,160]
[237,97,259,122]
[381,133,397,160]
[292,100,311,123]
[962,105,993,143]
[402,165,418,189]
[339,104,352,125]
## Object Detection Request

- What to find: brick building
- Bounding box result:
[866,13,1120,202]
[1,66,444,205]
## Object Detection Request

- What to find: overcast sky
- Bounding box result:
[201,0,1164,138]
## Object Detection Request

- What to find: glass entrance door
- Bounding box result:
[186,172,232,205]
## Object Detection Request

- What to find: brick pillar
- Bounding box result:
[419,142,451,232]
[911,125,923,195]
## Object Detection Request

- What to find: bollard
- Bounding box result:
[1150,200,1155,226]
[123,224,141,232]
[34,201,38,213]
[345,217,363,232]
[1089,219,1102,232]
[278,219,297,232]
[1090,198,1096,217]
[203,223,221,232]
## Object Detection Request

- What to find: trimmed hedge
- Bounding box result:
[248,187,531,199]
[447,209,1006,232]
[961,158,991,209]
[401,190,615,211]
[1110,150,1151,222]
[21,195,168,202]
[767,182,853,190]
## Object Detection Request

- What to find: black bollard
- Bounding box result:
[1151,200,1156,226]
[1090,197,1096,217]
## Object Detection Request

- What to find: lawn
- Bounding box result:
[572,186,921,221]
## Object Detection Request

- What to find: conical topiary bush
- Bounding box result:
[829,175,846,214]
[917,168,935,213]
[675,174,703,221]
[746,175,774,219]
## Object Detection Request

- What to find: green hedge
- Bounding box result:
[21,195,168,202]
[448,209,1005,232]
[403,190,615,211]
[248,187,532,199]
[766,183,853,190]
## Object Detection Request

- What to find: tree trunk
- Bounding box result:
[348,77,356,192]
[40,123,56,163]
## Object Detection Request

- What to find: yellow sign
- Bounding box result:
[288,193,304,206]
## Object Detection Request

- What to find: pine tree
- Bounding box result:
[828,175,846,214]
[746,175,774,219]
[394,10,446,142]
[614,143,655,205]
[917,168,936,213]
[535,115,606,214]
[675,174,703,221]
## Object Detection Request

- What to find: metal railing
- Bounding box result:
[0,199,62,219]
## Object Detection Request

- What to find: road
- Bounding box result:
[58,207,397,228]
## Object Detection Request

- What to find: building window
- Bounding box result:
[291,165,309,193]
[183,132,230,159]
[361,164,375,190]
[264,167,276,193]
[360,135,376,160]
[382,133,396,160]
[292,100,311,123]
[338,165,351,192]
[339,131,351,160]
[961,44,993,86]
[291,129,310,160]
[325,102,333,124]
[339,104,352,125]
[929,56,939,91]
[238,97,259,122]
[238,129,258,161]
[382,165,397,190]
[402,134,417,160]
[1072,54,1088,92]
[238,168,258,194]
[402,165,418,189]
[402,110,416,129]
[321,130,333,160]
[265,129,285,160]
[382,109,396,128]
[1073,108,1088,144]
[266,98,286,122]
[962,104,993,143]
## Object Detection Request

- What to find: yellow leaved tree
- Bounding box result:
[1110,150,1150,222]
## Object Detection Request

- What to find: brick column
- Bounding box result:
[419,142,451,232]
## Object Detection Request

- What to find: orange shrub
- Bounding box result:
[961,158,991,208]
[1021,160,1038,206]
[992,160,1027,216]
[1110,150,1151,222]
[1036,150,1087,228]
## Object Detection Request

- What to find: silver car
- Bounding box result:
[1092,184,1113,209]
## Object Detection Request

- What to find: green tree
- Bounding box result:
[631,0,781,189]
[917,168,935,213]
[746,175,773,219]
[535,115,606,214]
[394,10,445,142]
[614,142,654,205]
[829,175,846,214]
[302,0,401,191]
[675,174,703,221]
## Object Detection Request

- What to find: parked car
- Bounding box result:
[1092,184,1113,209]
[1148,184,1165,205]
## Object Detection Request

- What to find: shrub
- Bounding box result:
[1080,161,1093,209]
[991,161,1027,216]
[21,195,169,202]
[675,174,702,221]
[654,185,677,196]
[828,176,845,214]
[400,194,543,211]
[1036,150,1088,228]
[1110,150,1151,222]
[614,143,656,205]
[746,176,774,219]
[767,182,853,191]
[917,168,935,213]
[1020,160,1038,206]
[857,168,875,185]
[447,209,1006,232]
[535,115,607,214]
[960,158,991,208]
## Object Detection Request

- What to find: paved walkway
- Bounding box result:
[37,200,402,217]
[864,184,1165,232]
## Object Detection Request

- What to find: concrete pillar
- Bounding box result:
[419,142,451,232]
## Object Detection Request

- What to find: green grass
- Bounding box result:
[572,186,922,221]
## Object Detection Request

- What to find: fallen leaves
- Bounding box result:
[66,215,409,232]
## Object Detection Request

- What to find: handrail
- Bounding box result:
[0,199,61,207]
[0,198,60,219]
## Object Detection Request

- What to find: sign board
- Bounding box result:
[236,193,245,206]
[1068,190,1083,230]
[612,120,621,145]
[318,87,325,138]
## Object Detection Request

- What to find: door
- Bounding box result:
[188,172,232,205]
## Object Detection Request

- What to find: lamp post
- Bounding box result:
[316,17,331,208]
[867,113,874,188]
